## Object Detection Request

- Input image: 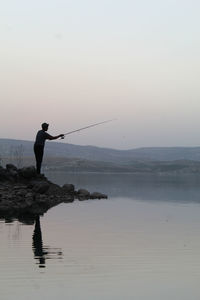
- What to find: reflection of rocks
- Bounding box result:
[0,164,108,218]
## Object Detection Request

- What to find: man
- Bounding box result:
[34,123,64,174]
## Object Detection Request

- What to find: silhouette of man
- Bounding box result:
[34,123,64,174]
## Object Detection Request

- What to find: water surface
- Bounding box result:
[1,173,200,300]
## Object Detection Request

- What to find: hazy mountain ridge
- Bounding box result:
[1,138,200,163]
[1,138,200,173]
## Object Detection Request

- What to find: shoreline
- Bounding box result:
[0,164,108,219]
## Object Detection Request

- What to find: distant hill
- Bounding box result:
[1,138,200,174]
[1,138,200,163]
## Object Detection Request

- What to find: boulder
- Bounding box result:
[32,182,50,194]
[62,184,75,194]
[24,193,34,206]
[6,164,18,172]
[77,189,90,200]
[6,165,18,180]
[8,169,18,178]
[0,167,9,181]
[19,166,37,179]
[47,183,62,195]
[15,189,27,197]
[90,192,108,199]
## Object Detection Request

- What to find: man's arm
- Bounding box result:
[46,133,64,140]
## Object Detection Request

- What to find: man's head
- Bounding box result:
[41,123,49,131]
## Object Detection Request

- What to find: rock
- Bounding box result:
[24,193,34,206]
[0,167,9,181]
[6,164,18,172]
[63,194,74,203]
[8,169,18,178]
[62,184,75,194]
[90,192,108,199]
[33,182,50,194]
[25,192,34,199]
[6,164,18,179]
[36,173,46,180]
[35,194,48,203]
[15,189,27,197]
[0,164,109,218]
[13,185,27,190]
[47,183,62,195]
[19,166,37,179]
[77,189,90,196]
[77,189,90,200]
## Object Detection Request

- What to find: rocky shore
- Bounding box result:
[0,164,107,219]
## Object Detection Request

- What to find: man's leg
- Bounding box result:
[34,145,44,174]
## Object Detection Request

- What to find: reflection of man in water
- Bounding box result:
[32,216,46,268]
[34,123,64,174]
[32,216,63,268]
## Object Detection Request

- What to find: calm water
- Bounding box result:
[1,173,200,300]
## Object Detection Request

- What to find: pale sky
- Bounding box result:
[0,0,200,149]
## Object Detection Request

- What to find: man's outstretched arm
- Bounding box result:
[47,134,64,140]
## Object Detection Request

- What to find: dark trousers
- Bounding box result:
[34,144,44,174]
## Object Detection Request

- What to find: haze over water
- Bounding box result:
[1,173,200,300]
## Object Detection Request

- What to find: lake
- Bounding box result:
[1,172,200,300]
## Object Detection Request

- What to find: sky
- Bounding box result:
[0,0,200,149]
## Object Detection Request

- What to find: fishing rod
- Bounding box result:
[61,119,116,139]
